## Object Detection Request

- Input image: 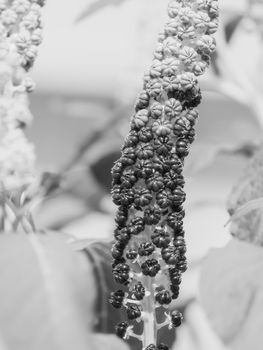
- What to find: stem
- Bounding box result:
[142,276,157,349]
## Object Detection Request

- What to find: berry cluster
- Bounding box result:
[111,0,218,349]
[0,0,45,190]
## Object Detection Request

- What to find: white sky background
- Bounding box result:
[32,0,249,98]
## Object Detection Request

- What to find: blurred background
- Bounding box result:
[24,0,263,348]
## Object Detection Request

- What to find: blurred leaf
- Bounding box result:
[225,15,243,42]
[200,239,263,350]
[225,197,263,227]
[184,142,256,178]
[76,0,127,22]
[227,144,263,246]
[0,232,96,350]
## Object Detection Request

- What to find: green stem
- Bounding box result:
[142,276,157,349]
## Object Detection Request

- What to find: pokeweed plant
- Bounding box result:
[0,0,45,232]
[110,1,219,349]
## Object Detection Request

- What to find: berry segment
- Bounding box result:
[110,0,218,348]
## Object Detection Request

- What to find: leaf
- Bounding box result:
[184,141,256,178]
[224,15,243,42]
[200,239,263,350]
[0,232,96,350]
[75,0,126,22]
[227,144,263,246]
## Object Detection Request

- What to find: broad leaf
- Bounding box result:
[0,232,95,350]
[227,144,263,245]
[200,239,263,350]
[224,15,243,42]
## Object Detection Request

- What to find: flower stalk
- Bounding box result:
[110,0,219,349]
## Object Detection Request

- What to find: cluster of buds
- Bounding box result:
[0,0,45,190]
[110,0,218,349]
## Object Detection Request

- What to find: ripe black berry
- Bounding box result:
[162,246,180,265]
[171,310,183,327]
[145,345,157,350]
[127,216,145,235]
[115,322,129,339]
[176,139,189,158]
[156,190,171,209]
[151,227,170,248]
[121,147,136,165]
[126,303,141,320]
[144,206,162,225]
[109,289,125,309]
[138,242,155,256]
[126,249,138,260]
[112,263,130,285]
[170,284,180,299]
[134,187,153,207]
[141,259,160,277]
[155,290,172,305]
[133,282,145,300]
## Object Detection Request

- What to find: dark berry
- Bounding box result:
[112,263,130,285]
[183,87,202,109]
[146,174,164,192]
[126,303,141,320]
[138,127,153,142]
[145,345,157,350]
[177,260,187,272]
[144,206,162,225]
[153,136,173,156]
[114,228,130,245]
[156,190,171,209]
[136,143,154,159]
[111,161,123,183]
[121,147,136,165]
[133,282,145,300]
[135,159,153,178]
[185,109,198,125]
[173,116,190,137]
[167,212,181,230]
[112,186,134,206]
[157,343,169,350]
[169,187,186,206]
[138,242,155,256]
[155,290,172,305]
[111,243,124,259]
[127,216,145,235]
[115,206,129,227]
[169,268,182,285]
[112,257,126,268]
[126,249,138,260]
[120,170,137,189]
[186,127,196,144]
[176,139,189,158]
[162,246,180,265]
[135,90,150,111]
[134,187,153,207]
[115,322,129,339]
[124,130,139,147]
[170,284,180,299]
[173,236,186,253]
[163,171,178,190]
[171,310,183,327]
[141,259,160,277]
[151,227,171,248]
[109,289,125,309]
